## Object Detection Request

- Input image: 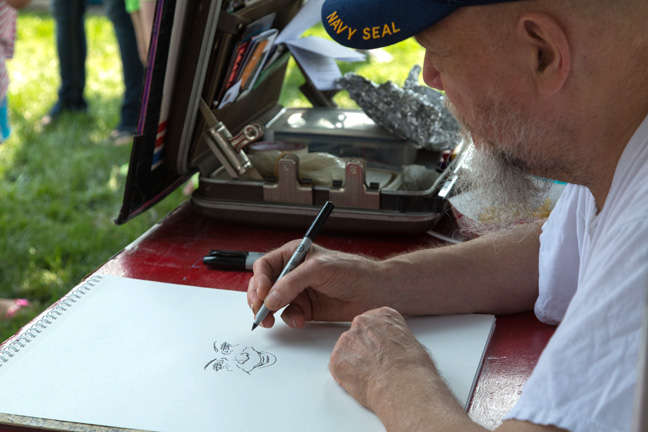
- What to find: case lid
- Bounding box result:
[117,0,303,224]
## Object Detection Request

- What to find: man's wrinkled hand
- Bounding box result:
[329,307,438,411]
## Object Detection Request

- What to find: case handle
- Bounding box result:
[329,159,380,210]
[263,154,313,205]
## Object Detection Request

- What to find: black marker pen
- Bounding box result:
[203,250,265,271]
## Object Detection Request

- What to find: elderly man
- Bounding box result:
[248,0,648,430]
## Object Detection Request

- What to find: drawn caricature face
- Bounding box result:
[204,341,277,375]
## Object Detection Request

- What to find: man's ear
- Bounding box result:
[517,13,571,95]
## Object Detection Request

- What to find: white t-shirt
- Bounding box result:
[505,114,648,431]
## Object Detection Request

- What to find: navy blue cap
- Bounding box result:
[322,0,521,50]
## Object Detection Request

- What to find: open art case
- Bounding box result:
[117,0,458,233]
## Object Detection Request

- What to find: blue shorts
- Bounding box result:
[0,96,10,142]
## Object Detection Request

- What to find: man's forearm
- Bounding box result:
[382,220,544,316]
[371,364,488,432]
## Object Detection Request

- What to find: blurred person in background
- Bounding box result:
[0,0,29,143]
[0,0,31,320]
[40,0,144,145]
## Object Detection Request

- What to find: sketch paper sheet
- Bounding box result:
[0,275,494,432]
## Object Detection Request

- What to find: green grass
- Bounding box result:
[0,11,424,342]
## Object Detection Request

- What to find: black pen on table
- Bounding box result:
[203,250,265,271]
[252,201,335,331]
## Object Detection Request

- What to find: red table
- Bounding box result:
[1,202,555,431]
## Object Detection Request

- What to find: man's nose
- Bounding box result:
[422,52,444,91]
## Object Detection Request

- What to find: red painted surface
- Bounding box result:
[98,202,449,289]
[469,313,555,429]
[0,202,555,431]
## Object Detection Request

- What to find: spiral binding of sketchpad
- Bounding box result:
[0,275,104,366]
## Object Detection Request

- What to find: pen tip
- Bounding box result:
[251,323,258,331]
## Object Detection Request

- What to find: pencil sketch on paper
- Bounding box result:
[204,341,277,375]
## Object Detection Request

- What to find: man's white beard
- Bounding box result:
[446,99,551,233]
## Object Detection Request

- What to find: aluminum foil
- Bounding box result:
[337,65,461,151]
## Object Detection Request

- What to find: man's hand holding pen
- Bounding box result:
[247,241,384,329]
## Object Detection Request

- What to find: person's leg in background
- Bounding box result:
[127,0,156,66]
[41,0,88,127]
[0,96,11,143]
[103,0,144,144]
